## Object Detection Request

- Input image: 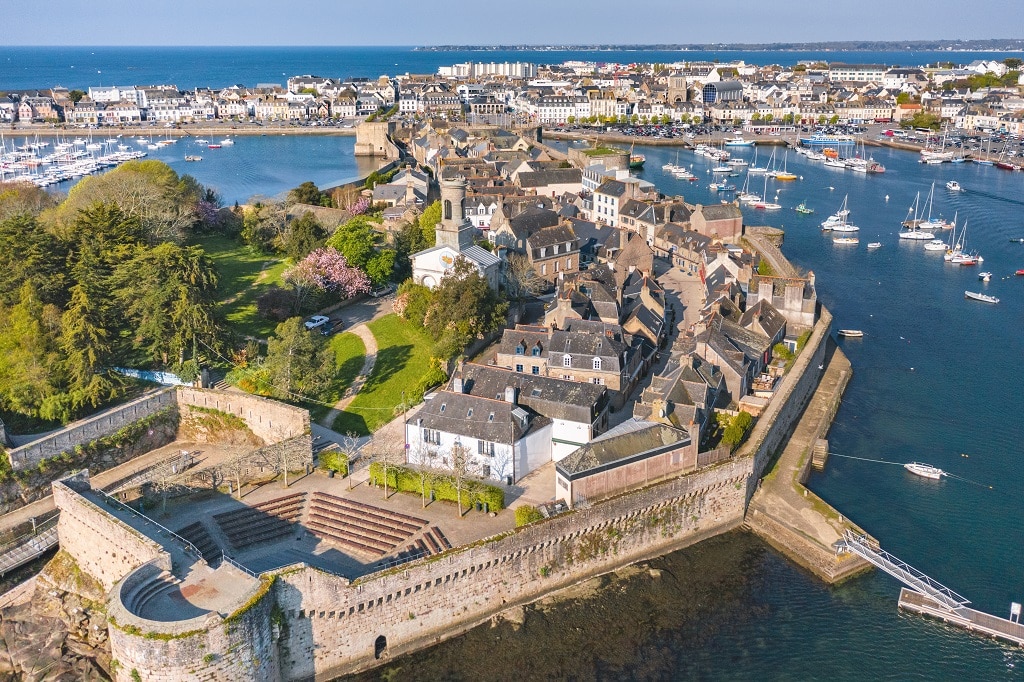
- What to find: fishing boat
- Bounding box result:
[833,236,859,245]
[837,329,864,337]
[979,272,992,282]
[867,242,882,249]
[795,201,814,215]
[904,462,945,479]
[965,291,999,303]
[946,180,963,192]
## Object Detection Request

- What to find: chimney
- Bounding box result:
[452,377,464,393]
[405,175,415,204]
[504,386,517,404]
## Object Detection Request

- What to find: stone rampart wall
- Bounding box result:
[51,471,169,591]
[745,507,866,584]
[175,387,309,444]
[273,457,751,680]
[108,577,279,682]
[7,389,177,470]
[738,306,832,502]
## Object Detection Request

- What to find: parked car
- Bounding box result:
[321,319,343,336]
[370,283,395,297]
[304,315,330,331]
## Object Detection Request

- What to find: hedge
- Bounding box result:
[368,462,505,511]
[318,449,349,476]
[514,505,544,527]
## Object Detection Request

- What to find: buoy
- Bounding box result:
[885,195,890,201]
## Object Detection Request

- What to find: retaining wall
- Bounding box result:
[7,389,177,470]
[273,456,751,679]
[175,387,309,444]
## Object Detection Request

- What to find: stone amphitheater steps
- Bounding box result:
[213,492,307,551]
[125,570,180,614]
[306,493,429,558]
[175,521,221,559]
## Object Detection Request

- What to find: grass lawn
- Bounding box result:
[332,314,434,436]
[196,234,287,339]
[306,332,366,422]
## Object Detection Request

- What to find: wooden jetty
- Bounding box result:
[898,588,1024,647]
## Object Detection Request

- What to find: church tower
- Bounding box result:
[436,176,476,250]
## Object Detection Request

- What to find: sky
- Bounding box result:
[4,0,1022,46]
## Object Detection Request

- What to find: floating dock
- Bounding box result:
[898,589,1024,647]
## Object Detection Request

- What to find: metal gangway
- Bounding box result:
[841,530,971,613]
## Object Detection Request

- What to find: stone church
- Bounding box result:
[411,175,501,289]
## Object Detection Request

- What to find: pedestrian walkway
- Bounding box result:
[319,323,377,428]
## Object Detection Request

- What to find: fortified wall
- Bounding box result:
[53,455,751,681]
[7,389,177,470]
[354,121,400,158]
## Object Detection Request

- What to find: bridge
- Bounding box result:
[840,530,970,613]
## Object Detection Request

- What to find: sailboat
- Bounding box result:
[949,218,983,265]
[899,193,935,240]
[662,150,680,172]
[918,182,953,231]
[737,172,761,203]
[975,137,995,166]
[821,195,858,232]
[628,141,645,169]
[763,148,779,178]
[754,174,781,209]
[775,151,798,181]
[747,147,767,174]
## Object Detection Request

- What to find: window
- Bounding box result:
[553,244,559,255]
[515,344,524,355]
[515,364,523,373]
[481,464,491,479]
[531,344,541,356]
[593,357,602,370]
[563,355,572,367]
[532,366,539,375]
[554,261,559,272]
[567,258,572,270]
[478,440,495,457]
[541,264,547,276]
[591,377,604,385]
[423,429,441,445]
[540,247,546,258]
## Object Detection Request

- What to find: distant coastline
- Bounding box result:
[415,39,1024,53]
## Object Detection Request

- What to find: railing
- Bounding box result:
[375,548,428,572]
[842,531,970,611]
[0,523,59,576]
[219,552,259,579]
[93,488,204,561]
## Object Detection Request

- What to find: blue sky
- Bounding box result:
[5,0,1021,46]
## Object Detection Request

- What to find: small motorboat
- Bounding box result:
[979,271,992,282]
[867,242,882,249]
[946,180,963,192]
[904,462,945,479]
[208,144,222,149]
[1010,238,1024,244]
[833,236,859,245]
[837,329,864,337]
[1016,269,1024,276]
[965,290,999,303]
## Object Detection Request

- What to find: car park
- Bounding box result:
[304,315,330,331]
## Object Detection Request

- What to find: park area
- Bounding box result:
[199,234,287,339]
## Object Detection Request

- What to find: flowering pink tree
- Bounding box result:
[283,247,370,310]
[348,197,371,215]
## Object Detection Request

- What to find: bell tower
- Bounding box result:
[436,176,475,250]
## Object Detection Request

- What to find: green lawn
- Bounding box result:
[332,315,434,436]
[196,234,287,339]
[307,332,366,422]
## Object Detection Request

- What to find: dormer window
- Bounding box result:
[563,354,572,367]
[531,343,542,357]
[593,357,602,370]
[553,244,559,255]
[540,247,546,258]
[515,343,525,355]
[440,403,447,413]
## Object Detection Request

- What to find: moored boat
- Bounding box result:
[965,290,999,303]
[837,329,864,337]
[795,201,814,214]
[867,242,882,249]
[1016,269,1024,276]
[833,236,859,244]
[904,462,945,479]
[979,272,992,282]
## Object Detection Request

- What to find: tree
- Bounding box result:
[325,215,383,270]
[424,258,508,359]
[241,201,286,253]
[504,253,543,299]
[449,440,477,517]
[282,247,371,311]
[263,317,334,401]
[0,283,61,421]
[112,242,220,366]
[1003,58,1022,71]
[722,411,753,449]
[68,90,86,104]
[59,283,120,411]
[896,92,911,105]
[418,200,441,246]
[288,181,326,206]
[281,211,326,260]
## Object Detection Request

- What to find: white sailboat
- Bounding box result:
[747,147,767,174]
[821,195,858,231]
[899,193,935,240]
[918,182,953,231]
[737,172,761,203]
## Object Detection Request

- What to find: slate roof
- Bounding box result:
[418,391,540,445]
[697,203,743,221]
[517,168,583,189]
[457,364,606,423]
[528,224,578,253]
[596,179,629,197]
[556,420,689,478]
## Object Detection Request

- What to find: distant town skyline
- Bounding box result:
[5,0,1022,47]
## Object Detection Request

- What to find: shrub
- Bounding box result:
[722,411,754,450]
[319,449,349,476]
[256,286,295,322]
[515,505,544,527]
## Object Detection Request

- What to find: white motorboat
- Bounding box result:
[979,271,992,282]
[833,236,859,244]
[964,290,999,304]
[946,180,963,192]
[904,462,945,479]
[923,239,948,251]
[837,329,864,337]
[867,242,882,249]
